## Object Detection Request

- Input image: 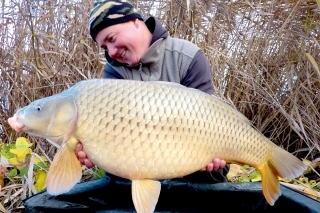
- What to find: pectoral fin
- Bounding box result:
[132,179,161,213]
[46,137,82,195]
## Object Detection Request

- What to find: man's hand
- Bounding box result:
[201,158,226,172]
[75,142,95,168]
[75,142,226,172]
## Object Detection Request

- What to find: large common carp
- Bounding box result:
[8,79,306,213]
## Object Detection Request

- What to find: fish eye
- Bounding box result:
[36,106,41,111]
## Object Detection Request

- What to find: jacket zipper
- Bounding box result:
[138,62,151,81]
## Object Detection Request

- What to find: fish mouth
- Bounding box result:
[8,112,25,132]
[8,108,65,146]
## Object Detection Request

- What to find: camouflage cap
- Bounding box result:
[89,0,143,41]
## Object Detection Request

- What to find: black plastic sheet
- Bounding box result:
[24,174,320,213]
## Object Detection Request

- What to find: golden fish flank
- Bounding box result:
[8,79,307,213]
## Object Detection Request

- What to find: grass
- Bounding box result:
[0,0,319,211]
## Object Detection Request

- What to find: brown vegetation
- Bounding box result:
[0,0,319,210]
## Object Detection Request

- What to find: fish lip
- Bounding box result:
[8,111,26,132]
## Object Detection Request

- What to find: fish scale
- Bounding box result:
[8,78,307,212]
[72,79,268,179]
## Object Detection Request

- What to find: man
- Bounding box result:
[23,0,229,212]
[77,0,228,178]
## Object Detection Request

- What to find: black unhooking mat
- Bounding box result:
[23,174,320,213]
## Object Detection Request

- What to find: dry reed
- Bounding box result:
[0,0,319,209]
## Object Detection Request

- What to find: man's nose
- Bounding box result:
[107,45,118,58]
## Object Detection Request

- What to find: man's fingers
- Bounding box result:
[76,142,83,149]
[84,159,94,168]
[75,142,83,152]
[206,163,214,172]
[74,142,95,168]
[77,150,87,159]
[219,160,226,169]
[202,159,226,172]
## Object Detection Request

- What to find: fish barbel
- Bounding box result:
[8,79,306,213]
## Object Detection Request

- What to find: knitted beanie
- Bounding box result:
[89,0,143,41]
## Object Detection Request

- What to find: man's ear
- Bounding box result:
[132,18,139,28]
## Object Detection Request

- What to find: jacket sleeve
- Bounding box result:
[102,63,125,79]
[180,50,214,95]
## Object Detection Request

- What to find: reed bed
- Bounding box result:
[0,0,319,211]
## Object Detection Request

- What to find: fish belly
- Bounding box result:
[74,79,272,180]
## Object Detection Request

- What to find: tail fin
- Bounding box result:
[258,145,307,205]
[271,146,307,179]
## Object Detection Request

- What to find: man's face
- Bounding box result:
[95,19,146,66]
